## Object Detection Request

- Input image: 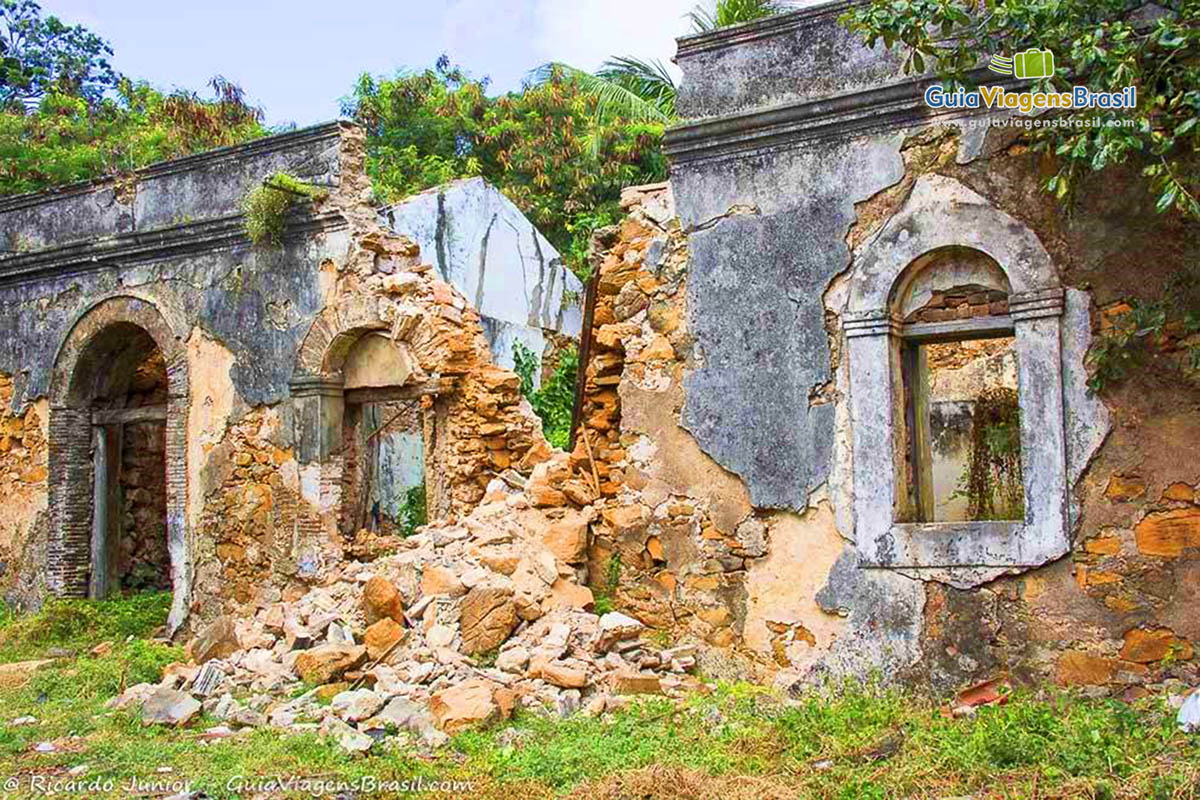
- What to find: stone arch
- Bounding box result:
[849,174,1057,316]
[844,175,1069,588]
[48,295,191,633]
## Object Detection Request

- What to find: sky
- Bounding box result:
[42,0,703,127]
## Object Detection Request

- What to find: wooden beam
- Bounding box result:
[900,315,1014,343]
[569,269,600,451]
[343,378,452,406]
[91,405,167,425]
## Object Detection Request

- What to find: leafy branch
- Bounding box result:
[841,0,1200,220]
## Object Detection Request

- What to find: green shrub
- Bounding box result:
[241,172,328,248]
[513,342,579,450]
[397,482,428,537]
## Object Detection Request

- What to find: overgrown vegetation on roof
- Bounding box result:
[241,172,328,248]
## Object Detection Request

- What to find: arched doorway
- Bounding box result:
[48,297,190,630]
[290,299,453,547]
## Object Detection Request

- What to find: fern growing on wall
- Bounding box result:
[241,172,328,248]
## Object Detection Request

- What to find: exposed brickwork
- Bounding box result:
[904,284,1009,323]
[46,407,91,596]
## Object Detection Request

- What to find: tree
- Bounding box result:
[343,57,668,276]
[0,0,117,109]
[842,0,1200,219]
[529,1,794,128]
[528,57,677,125]
[0,77,264,196]
[688,0,792,32]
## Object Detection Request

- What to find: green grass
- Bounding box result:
[0,598,1197,798]
[0,592,171,661]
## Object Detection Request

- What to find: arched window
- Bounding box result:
[844,176,1069,586]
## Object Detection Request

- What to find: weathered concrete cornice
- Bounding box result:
[666,69,1017,164]
[674,0,860,58]
[0,121,347,214]
[0,210,347,286]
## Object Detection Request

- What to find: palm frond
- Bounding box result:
[688,0,790,33]
[594,56,677,118]
[527,61,674,125]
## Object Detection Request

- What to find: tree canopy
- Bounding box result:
[0,2,264,197]
[0,77,265,196]
[843,0,1200,219]
[343,57,668,276]
[0,0,117,109]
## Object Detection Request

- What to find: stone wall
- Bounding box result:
[0,123,554,630]
[556,2,1200,694]
[0,373,50,609]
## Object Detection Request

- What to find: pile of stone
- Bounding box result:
[109,461,700,752]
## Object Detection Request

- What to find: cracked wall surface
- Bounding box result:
[557,3,1200,692]
[380,177,584,381]
[0,123,556,628]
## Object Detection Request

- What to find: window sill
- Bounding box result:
[857,520,1058,570]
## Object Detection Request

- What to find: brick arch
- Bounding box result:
[48,295,192,634]
[51,295,186,407]
[292,292,465,385]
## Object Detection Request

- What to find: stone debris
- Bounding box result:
[140,688,202,727]
[1179,691,1200,733]
[107,481,701,753]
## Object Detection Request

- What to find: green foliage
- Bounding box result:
[0,0,117,109]
[0,592,171,660]
[397,482,428,537]
[343,56,667,277]
[0,76,264,196]
[688,0,791,32]
[1087,271,1200,390]
[513,341,580,449]
[591,554,624,615]
[241,172,327,248]
[242,182,293,248]
[955,386,1024,521]
[841,0,1200,219]
[528,57,677,128]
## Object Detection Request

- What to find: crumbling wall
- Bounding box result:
[0,122,555,629]
[574,121,1200,694]
[573,184,925,684]
[0,373,50,608]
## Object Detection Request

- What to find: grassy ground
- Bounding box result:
[0,596,1196,799]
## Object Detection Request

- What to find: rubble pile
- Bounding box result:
[110,457,701,751]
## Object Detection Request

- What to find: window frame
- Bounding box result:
[898,318,1019,524]
[843,175,1070,587]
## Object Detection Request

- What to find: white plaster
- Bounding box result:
[844,175,1071,587]
[380,177,583,340]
